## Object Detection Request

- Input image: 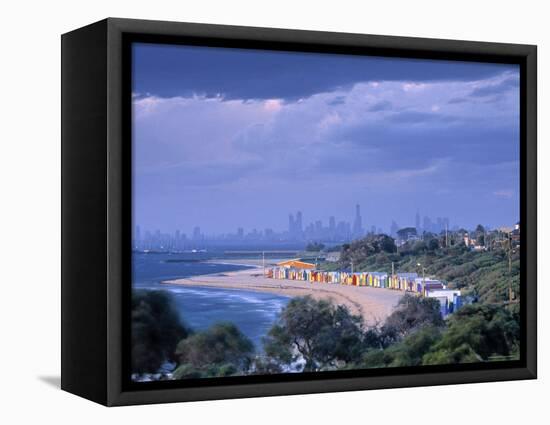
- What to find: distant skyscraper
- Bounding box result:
[329,216,336,239]
[337,221,351,241]
[436,217,444,233]
[423,216,432,234]
[296,211,303,235]
[288,214,295,236]
[133,225,140,250]
[315,220,323,236]
[192,226,201,240]
[237,227,244,239]
[415,211,421,234]
[352,204,363,238]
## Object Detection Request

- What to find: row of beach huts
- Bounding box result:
[266,259,462,316]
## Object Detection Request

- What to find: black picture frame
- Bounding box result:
[61,17,537,406]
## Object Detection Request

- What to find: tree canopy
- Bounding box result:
[305,242,325,252]
[263,296,366,372]
[131,288,521,380]
[422,303,520,364]
[359,303,519,369]
[131,290,190,374]
[173,322,254,379]
[340,234,397,266]
[362,326,443,368]
[380,294,444,345]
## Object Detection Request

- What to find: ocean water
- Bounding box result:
[132,252,290,349]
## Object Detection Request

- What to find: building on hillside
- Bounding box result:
[497,226,513,234]
[425,288,462,316]
[511,221,520,244]
[325,252,341,262]
[397,272,418,279]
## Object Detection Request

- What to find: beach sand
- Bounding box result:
[163,262,404,325]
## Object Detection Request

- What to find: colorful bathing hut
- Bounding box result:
[266,264,461,317]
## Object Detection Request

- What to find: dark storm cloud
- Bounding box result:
[132,44,520,233]
[133,43,514,101]
[326,120,519,172]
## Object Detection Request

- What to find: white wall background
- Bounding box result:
[0,0,546,422]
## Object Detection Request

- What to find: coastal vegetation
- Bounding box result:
[173,323,254,379]
[132,289,519,380]
[131,228,520,380]
[263,296,366,372]
[131,290,190,374]
[325,233,520,305]
[360,301,519,368]
[305,242,325,252]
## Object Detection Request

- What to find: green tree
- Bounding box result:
[427,238,440,251]
[263,296,366,372]
[379,235,398,254]
[411,240,428,253]
[306,242,325,252]
[475,224,486,234]
[380,294,444,345]
[173,322,254,378]
[422,303,520,364]
[132,290,189,374]
[362,326,442,368]
[340,234,396,266]
[478,233,485,246]
[396,227,417,240]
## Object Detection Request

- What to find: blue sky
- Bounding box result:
[132,43,520,235]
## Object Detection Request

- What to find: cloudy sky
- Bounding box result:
[132,43,520,236]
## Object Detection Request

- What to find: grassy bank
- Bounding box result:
[321,238,519,305]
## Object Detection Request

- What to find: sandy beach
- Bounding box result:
[163,260,404,325]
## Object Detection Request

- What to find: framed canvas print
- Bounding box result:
[61,18,537,406]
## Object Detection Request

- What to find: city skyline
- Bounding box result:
[133,202,512,239]
[132,44,520,235]
[133,202,517,251]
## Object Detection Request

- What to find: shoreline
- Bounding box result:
[162,260,404,325]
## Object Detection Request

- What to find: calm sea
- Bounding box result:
[132,252,290,349]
